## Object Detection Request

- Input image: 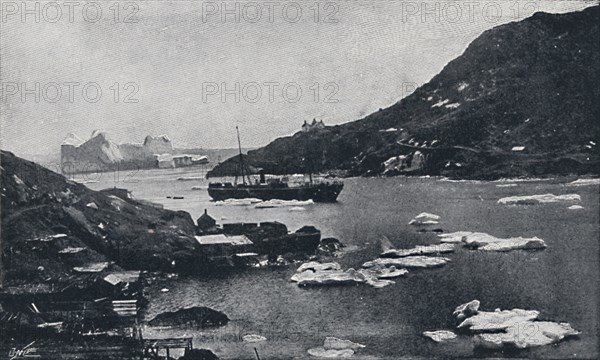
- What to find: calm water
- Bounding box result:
[85,168,599,359]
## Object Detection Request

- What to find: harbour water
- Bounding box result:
[85,168,599,359]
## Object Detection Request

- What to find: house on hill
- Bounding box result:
[302,119,325,132]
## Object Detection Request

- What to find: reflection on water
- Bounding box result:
[86,169,599,359]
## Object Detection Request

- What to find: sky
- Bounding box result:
[0,0,596,157]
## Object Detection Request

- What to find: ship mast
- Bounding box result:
[236,126,249,185]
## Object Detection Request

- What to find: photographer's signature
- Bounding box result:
[8,341,40,359]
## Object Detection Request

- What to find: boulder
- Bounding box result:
[148,306,229,328]
[457,308,539,331]
[86,202,98,210]
[453,300,480,321]
[179,349,219,360]
[461,233,546,251]
[318,238,346,253]
[382,243,455,258]
[363,256,450,269]
[474,321,580,349]
[423,330,457,342]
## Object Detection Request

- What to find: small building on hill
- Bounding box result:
[302,119,325,132]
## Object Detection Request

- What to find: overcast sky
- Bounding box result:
[0,0,595,156]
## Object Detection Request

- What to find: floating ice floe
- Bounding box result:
[498,193,581,205]
[292,262,405,288]
[496,183,518,187]
[363,256,450,269]
[73,262,110,273]
[568,205,584,210]
[254,199,314,208]
[243,334,266,343]
[568,178,600,187]
[474,321,580,349]
[59,247,86,254]
[423,330,457,342]
[289,206,306,212]
[177,176,204,181]
[457,308,540,331]
[214,198,263,206]
[461,232,546,252]
[308,337,365,358]
[382,243,455,258]
[297,261,341,273]
[438,231,474,243]
[409,212,441,226]
[429,301,581,350]
[453,300,480,321]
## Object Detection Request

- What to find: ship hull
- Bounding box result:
[208,183,343,202]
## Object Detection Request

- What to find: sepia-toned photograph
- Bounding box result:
[0,0,598,359]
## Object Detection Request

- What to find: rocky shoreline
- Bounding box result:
[0,150,344,359]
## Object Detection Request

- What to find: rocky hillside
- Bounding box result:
[209,6,599,179]
[1,150,200,285]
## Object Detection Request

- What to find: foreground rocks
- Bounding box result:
[1,150,200,283]
[179,349,220,360]
[148,306,229,328]
[425,300,580,350]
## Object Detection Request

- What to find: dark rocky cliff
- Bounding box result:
[209,6,599,179]
[1,150,200,285]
